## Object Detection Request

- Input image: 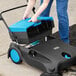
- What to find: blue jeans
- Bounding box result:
[40,0,69,43]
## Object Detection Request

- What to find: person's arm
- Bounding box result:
[23,0,36,19]
[29,0,50,22]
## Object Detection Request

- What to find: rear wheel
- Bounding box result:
[9,48,22,64]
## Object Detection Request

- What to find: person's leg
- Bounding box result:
[56,0,69,43]
[40,0,53,17]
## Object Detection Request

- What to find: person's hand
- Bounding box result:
[23,13,29,20]
[28,15,38,22]
[23,15,28,20]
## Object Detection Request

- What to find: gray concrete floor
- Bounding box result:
[0,0,76,76]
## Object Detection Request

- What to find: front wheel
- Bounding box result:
[41,72,61,76]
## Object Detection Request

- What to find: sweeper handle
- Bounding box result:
[0,4,35,32]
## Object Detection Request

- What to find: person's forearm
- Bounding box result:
[24,0,36,16]
[33,0,50,18]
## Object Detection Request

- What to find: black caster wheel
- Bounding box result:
[41,73,51,76]
[29,50,37,57]
[41,72,61,76]
[9,46,22,64]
